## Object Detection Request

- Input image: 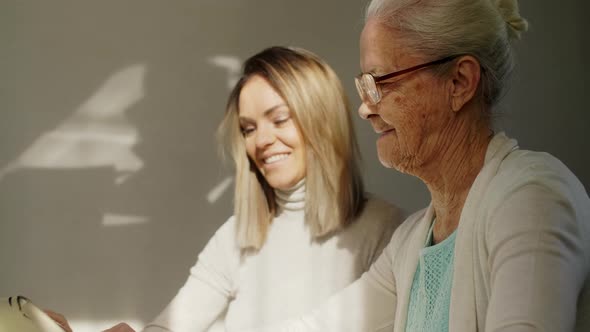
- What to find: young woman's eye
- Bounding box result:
[274,116,291,126]
[241,127,255,136]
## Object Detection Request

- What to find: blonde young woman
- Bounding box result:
[50,46,401,332]
[143,45,401,332]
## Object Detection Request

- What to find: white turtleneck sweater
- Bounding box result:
[143,182,400,332]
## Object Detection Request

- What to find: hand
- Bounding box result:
[102,322,136,332]
[44,310,73,332]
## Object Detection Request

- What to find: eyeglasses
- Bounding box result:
[354,55,461,105]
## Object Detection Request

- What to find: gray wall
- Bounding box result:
[0,0,587,331]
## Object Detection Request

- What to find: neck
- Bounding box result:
[419,106,492,243]
[274,179,306,212]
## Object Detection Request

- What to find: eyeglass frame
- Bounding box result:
[354,54,464,105]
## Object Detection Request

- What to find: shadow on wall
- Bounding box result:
[0,2,244,331]
[0,52,236,331]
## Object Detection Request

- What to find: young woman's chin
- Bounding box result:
[264,172,304,191]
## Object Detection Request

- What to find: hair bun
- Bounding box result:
[494,0,529,39]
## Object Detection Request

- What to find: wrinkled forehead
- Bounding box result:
[360,19,416,74]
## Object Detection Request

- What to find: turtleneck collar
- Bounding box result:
[274,179,305,212]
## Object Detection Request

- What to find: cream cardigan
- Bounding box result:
[245,133,590,332]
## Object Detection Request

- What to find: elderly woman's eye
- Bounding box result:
[380,81,399,94]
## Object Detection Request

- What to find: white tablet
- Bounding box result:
[0,296,65,332]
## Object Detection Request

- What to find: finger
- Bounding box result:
[102,322,135,332]
[43,310,73,332]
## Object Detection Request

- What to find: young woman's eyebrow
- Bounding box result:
[239,104,288,123]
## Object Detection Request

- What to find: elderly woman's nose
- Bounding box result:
[358,102,375,120]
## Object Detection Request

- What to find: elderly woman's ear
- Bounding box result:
[449,55,481,112]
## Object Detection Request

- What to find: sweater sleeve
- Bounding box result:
[484,164,590,332]
[237,235,399,332]
[143,219,237,332]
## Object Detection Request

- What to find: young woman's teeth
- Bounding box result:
[265,154,289,164]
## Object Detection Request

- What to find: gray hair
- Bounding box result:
[366,0,528,107]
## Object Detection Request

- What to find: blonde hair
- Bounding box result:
[366,0,528,107]
[217,46,365,250]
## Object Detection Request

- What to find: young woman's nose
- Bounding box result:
[255,125,275,148]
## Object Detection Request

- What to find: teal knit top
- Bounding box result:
[405,221,457,332]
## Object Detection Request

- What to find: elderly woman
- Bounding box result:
[241,1,590,332]
[48,46,401,332]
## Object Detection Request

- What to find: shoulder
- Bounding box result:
[355,198,429,242]
[362,195,404,221]
[482,148,590,243]
[198,216,240,260]
[335,196,402,250]
[488,149,588,208]
[338,196,405,266]
[210,215,238,243]
[498,149,576,182]
[379,206,430,262]
[391,207,428,242]
[355,195,404,233]
[192,215,241,278]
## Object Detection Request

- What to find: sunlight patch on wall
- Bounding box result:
[1,64,150,226]
[0,64,146,184]
[207,55,241,90]
[204,55,241,205]
[101,213,149,227]
[206,176,233,204]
